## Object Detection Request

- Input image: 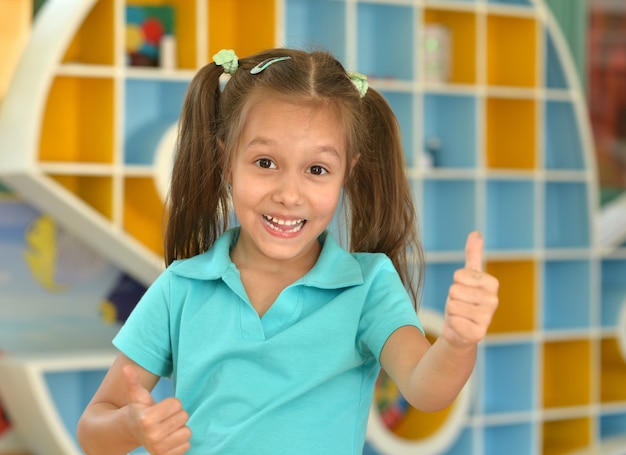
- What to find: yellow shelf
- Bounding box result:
[62,0,114,65]
[601,336,626,403]
[543,339,591,408]
[486,97,536,170]
[39,76,114,163]
[543,417,592,455]
[485,260,536,333]
[423,8,476,85]
[123,177,165,256]
[208,0,276,60]
[50,175,113,220]
[487,14,537,87]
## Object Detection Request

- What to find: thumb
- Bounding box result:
[465,231,483,272]
[123,364,155,406]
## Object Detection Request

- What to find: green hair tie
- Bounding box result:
[348,72,368,98]
[213,49,239,74]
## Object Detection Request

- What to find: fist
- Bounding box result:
[442,231,499,347]
[124,365,192,455]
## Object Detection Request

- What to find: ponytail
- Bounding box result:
[164,63,230,265]
[346,89,423,309]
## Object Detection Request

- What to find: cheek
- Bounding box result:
[314,186,342,215]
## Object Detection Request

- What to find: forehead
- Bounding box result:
[240,97,347,148]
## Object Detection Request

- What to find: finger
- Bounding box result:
[464,231,483,272]
[123,364,154,406]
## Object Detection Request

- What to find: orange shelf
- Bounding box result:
[543,339,592,408]
[39,76,114,163]
[485,260,536,333]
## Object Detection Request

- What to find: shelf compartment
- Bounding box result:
[380,90,415,166]
[486,14,537,87]
[62,0,114,65]
[543,339,592,408]
[544,101,584,170]
[39,77,114,163]
[542,260,591,331]
[208,0,276,61]
[544,28,568,89]
[126,0,197,69]
[423,94,477,168]
[423,8,476,84]
[485,260,536,334]
[542,417,591,455]
[544,182,590,249]
[484,422,534,455]
[485,97,536,169]
[486,179,534,250]
[357,3,415,80]
[123,177,165,256]
[422,262,463,315]
[49,175,113,220]
[421,179,476,252]
[44,369,107,448]
[601,259,626,328]
[124,79,188,165]
[285,0,346,63]
[482,342,535,414]
[601,337,626,403]
[601,411,626,441]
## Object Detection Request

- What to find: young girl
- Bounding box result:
[77,48,499,455]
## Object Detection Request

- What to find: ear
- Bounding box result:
[347,153,360,180]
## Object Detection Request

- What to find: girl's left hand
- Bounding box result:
[442,231,499,348]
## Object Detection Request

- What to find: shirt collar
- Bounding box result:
[168,228,363,289]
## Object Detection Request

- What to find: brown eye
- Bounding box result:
[309,165,328,176]
[256,158,275,169]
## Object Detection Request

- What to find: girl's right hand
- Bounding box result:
[124,365,192,455]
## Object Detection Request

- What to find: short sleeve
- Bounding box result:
[113,270,174,377]
[356,256,423,363]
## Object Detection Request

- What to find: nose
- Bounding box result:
[272,172,303,206]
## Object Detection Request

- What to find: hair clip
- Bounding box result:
[250,56,292,75]
[213,49,239,75]
[348,72,368,98]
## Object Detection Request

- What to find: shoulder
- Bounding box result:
[166,229,236,280]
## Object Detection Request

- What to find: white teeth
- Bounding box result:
[264,215,303,226]
[263,215,305,232]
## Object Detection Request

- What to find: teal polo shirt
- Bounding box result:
[113,228,422,454]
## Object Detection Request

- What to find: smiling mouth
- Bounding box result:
[263,215,306,233]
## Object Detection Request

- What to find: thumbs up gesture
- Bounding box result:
[442,232,499,348]
[124,365,192,455]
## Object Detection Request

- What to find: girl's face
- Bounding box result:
[228,98,348,269]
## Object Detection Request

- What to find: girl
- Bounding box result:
[77,48,499,455]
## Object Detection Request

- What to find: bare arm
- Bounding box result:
[380,231,499,411]
[76,353,191,455]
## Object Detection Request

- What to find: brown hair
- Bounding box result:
[165,48,424,309]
